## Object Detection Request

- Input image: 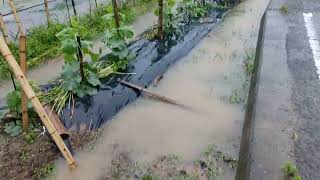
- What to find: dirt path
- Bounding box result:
[53,0,269,179]
[0,12,157,101]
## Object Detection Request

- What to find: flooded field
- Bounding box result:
[53,0,269,179]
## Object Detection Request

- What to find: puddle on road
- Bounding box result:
[54,0,269,179]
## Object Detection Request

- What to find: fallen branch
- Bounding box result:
[117,79,181,106]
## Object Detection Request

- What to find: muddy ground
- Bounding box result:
[0,119,100,180]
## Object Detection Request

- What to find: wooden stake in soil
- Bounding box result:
[0,13,9,43]
[19,35,29,132]
[0,36,76,168]
[44,0,51,25]
[112,0,120,29]
[157,0,164,39]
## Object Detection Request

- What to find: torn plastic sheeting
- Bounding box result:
[61,10,227,130]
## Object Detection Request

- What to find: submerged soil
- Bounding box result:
[53,0,269,179]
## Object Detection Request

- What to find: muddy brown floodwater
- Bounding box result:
[53,0,269,179]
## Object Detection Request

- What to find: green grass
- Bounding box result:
[282,161,302,179]
[0,0,156,81]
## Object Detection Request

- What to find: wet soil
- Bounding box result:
[53,0,268,179]
[0,119,100,180]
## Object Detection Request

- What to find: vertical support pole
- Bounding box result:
[112,0,120,30]
[19,35,29,132]
[44,0,51,26]
[157,0,164,39]
[0,36,76,168]
[70,0,85,81]
[0,13,9,43]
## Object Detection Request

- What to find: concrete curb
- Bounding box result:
[235,9,267,180]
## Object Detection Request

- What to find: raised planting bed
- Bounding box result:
[57,2,236,130]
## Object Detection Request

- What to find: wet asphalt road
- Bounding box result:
[250,0,320,179]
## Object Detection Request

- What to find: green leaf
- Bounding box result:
[87,71,101,86]
[61,39,77,55]
[61,62,82,91]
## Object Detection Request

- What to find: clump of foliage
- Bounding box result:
[33,163,55,178]
[43,5,136,114]
[280,4,288,14]
[4,121,23,137]
[178,0,208,23]
[282,161,302,179]
[103,14,135,69]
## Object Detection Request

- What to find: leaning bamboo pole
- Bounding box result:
[0,36,76,168]
[0,13,9,43]
[19,35,29,132]
[44,0,51,25]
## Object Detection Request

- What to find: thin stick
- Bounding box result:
[8,0,25,36]
[117,80,180,106]
[19,35,29,132]
[65,0,71,23]
[0,36,76,168]
[44,0,51,25]
[0,13,10,43]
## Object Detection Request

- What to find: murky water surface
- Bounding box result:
[53,0,269,179]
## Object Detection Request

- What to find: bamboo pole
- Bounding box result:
[19,35,29,132]
[0,36,76,168]
[8,0,24,36]
[0,13,9,43]
[44,0,51,25]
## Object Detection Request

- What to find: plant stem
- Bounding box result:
[157,0,164,39]
[112,0,120,30]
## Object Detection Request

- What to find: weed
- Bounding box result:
[244,48,255,76]
[229,88,242,104]
[20,150,29,162]
[282,161,299,177]
[280,5,288,14]
[33,163,55,178]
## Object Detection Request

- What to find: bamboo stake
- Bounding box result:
[0,13,9,43]
[8,0,24,36]
[44,0,51,25]
[117,80,181,106]
[0,36,76,168]
[19,35,29,132]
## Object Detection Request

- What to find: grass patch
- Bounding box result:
[282,161,302,180]
[280,5,289,14]
[0,0,156,81]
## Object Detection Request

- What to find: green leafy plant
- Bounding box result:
[34,163,55,178]
[103,23,135,69]
[280,5,288,14]
[178,0,207,22]
[4,121,22,137]
[282,161,300,178]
